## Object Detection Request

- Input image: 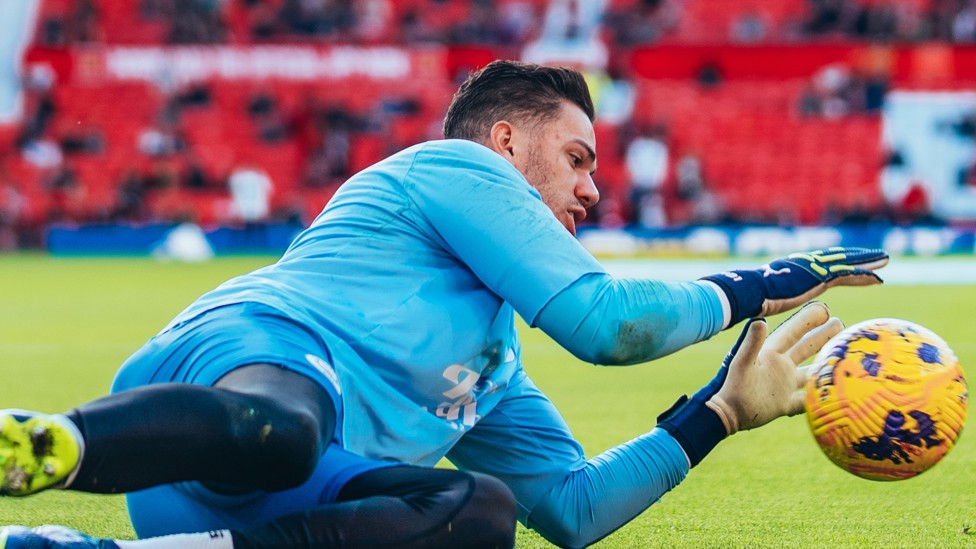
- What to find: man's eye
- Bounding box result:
[571,155,582,166]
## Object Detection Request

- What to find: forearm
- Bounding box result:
[535,273,725,365]
[525,428,689,549]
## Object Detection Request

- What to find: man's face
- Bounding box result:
[511,102,599,236]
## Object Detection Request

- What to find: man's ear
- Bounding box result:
[488,120,516,161]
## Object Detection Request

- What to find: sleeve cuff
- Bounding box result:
[696,279,731,330]
[657,394,729,467]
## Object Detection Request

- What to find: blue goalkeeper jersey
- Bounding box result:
[165,139,723,470]
[167,139,607,464]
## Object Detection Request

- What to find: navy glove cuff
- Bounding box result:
[657,394,728,468]
[700,270,765,327]
[657,318,765,466]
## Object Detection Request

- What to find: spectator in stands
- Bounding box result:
[17,70,62,170]
[33,0,104,47]
[449,0,502,44]
[138,124,187,158]
[851,3,899,42]
[247,90,277,118]
[246,89,293,143]
[227,164,274,226]
[146,158,197,224]
[182,151,214,190]
[37,14,66,47]
[802,0,851,37]
[20,138,63,170]
[538,0,594,41]
[16,88,56,150]
[731,10,768,43]
[953,2,976,42]
[140,0,169,21]
[352,0,393,43]
[673,152,727,225]
[800,64,854,118]
[320,119,353,179]
[601,0,680,46]
[278,0,344,37]
[69,0,103,43]
[244,1,281,41]
[167,0,227,43]
[494,0,540,45]
[60,128,105,156]
[302,106,357,187]
[145,158,181,192]
[625,122,669,227]
[44,161,85,223]
[0,179,26,250]
[588,66,635,125]
[113,168,150,223]
[175,83,214,109]
[397,6,439,43]
[799,63,889,118]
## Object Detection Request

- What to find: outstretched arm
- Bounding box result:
[518,303,843,548]
[534,274,725,365]
[408,144,886,366]
[534,248,886,366]
[699,247,888,328]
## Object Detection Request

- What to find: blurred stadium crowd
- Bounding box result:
[2,0,976,249]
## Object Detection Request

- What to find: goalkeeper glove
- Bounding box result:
[657,302,843,467]
[700,247,888,329]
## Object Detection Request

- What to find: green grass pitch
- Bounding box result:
[1,254,974,547]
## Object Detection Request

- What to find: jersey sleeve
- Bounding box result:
[403,141,724,367]
[534,274,725,365]
[403,140,605,324]
[447,368,690,549]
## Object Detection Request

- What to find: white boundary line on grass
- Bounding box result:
[600,258,976,285]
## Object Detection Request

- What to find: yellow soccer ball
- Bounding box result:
[805,318,968,481]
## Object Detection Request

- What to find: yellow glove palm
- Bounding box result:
[707,301,844,434]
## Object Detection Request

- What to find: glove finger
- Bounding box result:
[727,318,768,382]
[806,247,888,264]
[786,389,807,417]
[788,316,845,367]
[831,248,889,269]
[764,301,830,354]
[723,317,767,367]
[824,270,884,288]
[793,362,818,392]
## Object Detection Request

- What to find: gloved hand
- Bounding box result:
[705,301,843,434]
[657,302,843,467]
[700,247,888,328]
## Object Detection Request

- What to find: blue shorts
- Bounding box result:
[112,302,396,537]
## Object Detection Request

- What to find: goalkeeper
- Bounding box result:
[0,61,887,549]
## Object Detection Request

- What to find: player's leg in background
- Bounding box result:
[0,364,337,495]
[4,386,517,548]
[227,464,516,549]
[1,463,517,549]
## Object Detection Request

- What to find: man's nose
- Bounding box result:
[578,175,599,207]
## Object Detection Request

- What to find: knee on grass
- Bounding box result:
[459,472,518,549]
[217,389,324,490]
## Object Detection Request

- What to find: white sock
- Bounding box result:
[115,530,235,549]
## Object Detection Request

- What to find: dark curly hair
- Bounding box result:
[442,60,595,142]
